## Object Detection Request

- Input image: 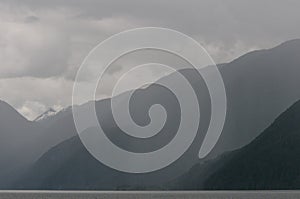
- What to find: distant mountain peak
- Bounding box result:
[34,108,58,121]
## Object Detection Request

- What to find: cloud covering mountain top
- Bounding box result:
[1,0,300,119]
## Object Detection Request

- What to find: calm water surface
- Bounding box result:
[0,191,300,199]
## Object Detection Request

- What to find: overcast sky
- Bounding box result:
[1,0,300,120]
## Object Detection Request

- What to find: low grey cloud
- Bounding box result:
[0,0,300,119]
[24,15,39,23]
[0,76,73,120]
[0,6,70,79]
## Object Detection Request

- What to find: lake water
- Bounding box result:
[1,191,300,199]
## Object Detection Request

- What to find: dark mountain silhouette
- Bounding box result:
[2,39,300,189]
[14,135,123,190]
[212,39,300,157]
[0,101,75,188]
[0,100,36,187]
[13,135,164,190]
[174,100,300,190]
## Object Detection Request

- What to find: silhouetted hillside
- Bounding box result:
[177,100,300,190]
[3,39,300,189]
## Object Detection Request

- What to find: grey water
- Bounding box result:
[1,191,300,199]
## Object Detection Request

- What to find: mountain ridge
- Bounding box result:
[203,99,300,190]
[2,38,300,189]
[175,99,300,190]
[34,108,58,121]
